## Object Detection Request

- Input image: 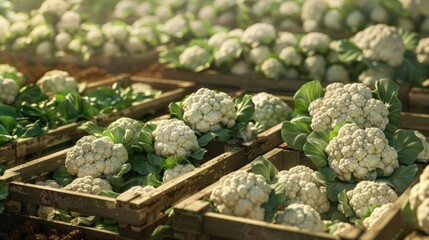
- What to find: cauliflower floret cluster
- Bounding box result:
[299,32,331,54]
[210,170,271,221]
[119,185,155,197]
[308,82,389,132]
[208,32,228,48]
[241,23,276,46]
[416,37,429,66]
[409,170,429,234]
[329,222,354,237]
[39,0,70,18]
[275,166,330,213]
[64,176,112,194]
[363,203,393,229]
[326,65,349,82]
[235,122,259,142]
[65,136,128,178]
[152,119,199,157]
[326,123,398,181]
[249,45,271,65]
[214,38,242,66]
[36,70,77,94]
[343,181,398,218]
[57,11,80,32]
[252,92,292,130]
[279,47,302,67]
[273,32,298,53]
[301,0,328,32]
[182,88,237,133]
[163,164,195,182]
[358,67,392,85]
[260,58,286,80]
[304,55,326,80]
[274,203,324,231]
[415,131,429,159]
[107,117,144,144]
[179,45,211,71]
[353,24,405,67]
[0,77,18,104]
[0,64,25,85]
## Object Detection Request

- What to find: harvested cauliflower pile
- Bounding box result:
[65,136,128,177]
[274,166,330,213]
[341,181,398,218]
[107,117,144,144]
[64,176,112,194]
[251,92,292,130]
[274,203,324,231]
[308,83,389,132]
[353,24,405,67]
[153,119,199,157]
[326,123,398,181]
[163,164,195,182]
[182,88,237,133]
[36,70,78,94]
[210,170,271,221]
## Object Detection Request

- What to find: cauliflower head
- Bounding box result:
[329,222,354,237]
[235,122,259,142]
[249,45,271,66]
[326,64,349,82]
[241,23,276,46]
[326,123,398,181]
[273,32,298,54]
[0,64,25,86]
[251,92,292,130]
[416,37,429,66]
[420,165,429,182]
[36,70,77,94]
[57,11,80,32]
[274,166,330,213]
[353,24,405,67]
[208,32,228,48]
[65,136,128,178]
[260,58,286,80]
[363,203,393,229]
[358,67,392,85]
[308,82,389,132]
[108,117,144,144]
[344,181,398,218]
[408,181,429,234]
[182,88,237,133]
[0,77,18,105]
[279,47,302,67]
[179,45,211,72]
[214,38,242,66]
[304,55,326,80]
[163,164,195,182]
[274,203,324,231]
[299,32,331,54]
[64,176,112,194]
[152,119,199,157]
[210,170,271,221]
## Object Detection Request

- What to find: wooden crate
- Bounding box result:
[172,147,428,240]
[0,123,283,239]
[161,67,429,114]
[0,75,195,167]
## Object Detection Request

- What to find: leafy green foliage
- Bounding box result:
[390,130,424,165]
[251,156,279,183]
[317,172,356,201]
[281,118,312,151]
[338,189,354,218]
[232,94,255,131]
[337,39,364,62]
[292,81,324,117]
[377,164,418,194]
[150,225,176,240]
[395,51,424,88]
[372,79,402,135]
[303,130,329,168]
[52,166,74,187]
